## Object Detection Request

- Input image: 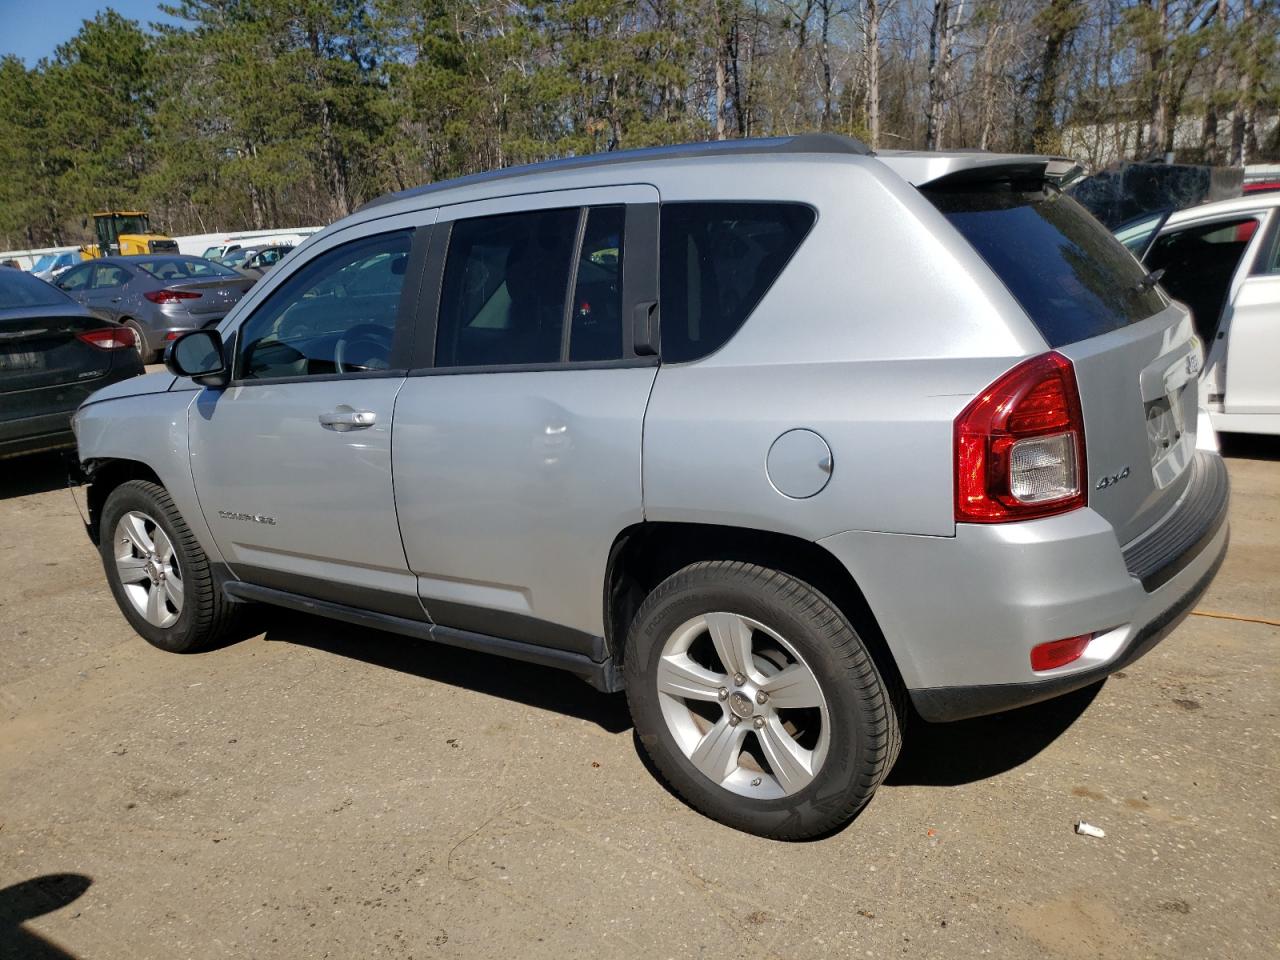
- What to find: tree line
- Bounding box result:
[1,0,1277,249]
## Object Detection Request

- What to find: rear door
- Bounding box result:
[392,185,659,650]
[1143,211,1270,411]
[929,185,1201,544]
[1221,210,1280,417]
[82,263,133,321]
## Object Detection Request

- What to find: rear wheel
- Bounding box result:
[99,480,241,652]
[123,319,156,364]
[625,561,901,840]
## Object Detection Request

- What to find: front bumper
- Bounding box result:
[819,451,1230,722]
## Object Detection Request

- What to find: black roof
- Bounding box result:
[359,133,871,212]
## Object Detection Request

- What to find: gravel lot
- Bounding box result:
[1,437,1277,960]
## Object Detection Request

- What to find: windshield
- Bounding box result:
[0,269,74,310]
[113,215,150,235]
[1113,212,1169,257]
[928,186,1167,347]
[32,255,56,272]
[136,257,239,280]
[222,248,252,267]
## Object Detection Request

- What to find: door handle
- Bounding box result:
[318,407,377,431]
[110,297,123,303]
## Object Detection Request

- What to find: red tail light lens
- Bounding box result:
[955,352,1087,522]
[1030,634,1092,671]
[144,289,201,304]
[77,327,137,350]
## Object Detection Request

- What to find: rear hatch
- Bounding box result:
[0,310,133,423]
[925,176,1200,545]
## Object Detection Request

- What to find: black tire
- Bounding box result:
[624,561,902,840]
[123,319,156,364]
[99,479,241,653]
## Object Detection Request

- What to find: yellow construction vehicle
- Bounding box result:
[80,211,179,258]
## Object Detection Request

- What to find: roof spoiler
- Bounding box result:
[878,151,1084,190]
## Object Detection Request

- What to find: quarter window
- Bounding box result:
[659,202,815,363]
[236,230,412,381]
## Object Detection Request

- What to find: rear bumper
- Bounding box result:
[819,451,1230,722]
[0,363,144,460]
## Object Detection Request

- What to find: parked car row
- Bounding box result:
[52,256,255,363]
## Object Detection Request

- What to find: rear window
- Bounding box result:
[660,202,815,362]
[136,258,238,280]
[928,187,1166,347]
[0,269,73,310]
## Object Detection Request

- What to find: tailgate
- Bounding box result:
[925,179,1199,545]
[1059,307,1202,543]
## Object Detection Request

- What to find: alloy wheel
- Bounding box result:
[656,612,830,799]
[113,510,184,628]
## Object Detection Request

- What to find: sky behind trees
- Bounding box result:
[0,0,1277,249]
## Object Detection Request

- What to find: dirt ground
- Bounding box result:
[1,436,1277,960]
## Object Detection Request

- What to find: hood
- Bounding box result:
[80,369,187,407]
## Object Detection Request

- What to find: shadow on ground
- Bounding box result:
[0,452,75,501]
[0,873,91,960]
[263,610,633,734]
[888,680,1103,787]
[1220,433,1280,462]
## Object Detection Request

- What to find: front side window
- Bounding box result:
[236,230,412,381]
[435,208,580,367]
[659,202,815,363]
[57,265,93,291]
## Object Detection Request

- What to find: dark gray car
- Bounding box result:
[55,256,253,363]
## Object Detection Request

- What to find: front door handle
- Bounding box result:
[318,407,377,431]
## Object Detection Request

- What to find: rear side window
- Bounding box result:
[928,188,1165,348]
[659,202,815,363]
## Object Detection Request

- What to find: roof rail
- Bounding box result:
[358,134,872,212]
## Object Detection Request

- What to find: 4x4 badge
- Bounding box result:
[1096,467,1130,490]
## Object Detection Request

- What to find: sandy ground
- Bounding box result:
[1,436,1276,960]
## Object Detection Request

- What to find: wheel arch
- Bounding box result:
[603,521,904,693]
[85,458,164,545]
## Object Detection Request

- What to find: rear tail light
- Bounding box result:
[955,352,1087,522]
[1031,634,1092,671]
[77,327,137,350]
[144,289,201,304]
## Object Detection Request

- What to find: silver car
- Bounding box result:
[55,255,253,363]
[73,136,1229,839]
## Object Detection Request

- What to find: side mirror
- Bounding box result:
[165,329,229,388]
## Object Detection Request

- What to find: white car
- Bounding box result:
[1117,193,1280,436]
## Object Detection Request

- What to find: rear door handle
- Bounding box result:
[318,407,377,431]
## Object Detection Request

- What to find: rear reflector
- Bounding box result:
[144,289,202,304]
[955,352,1087,522]
[1030,634,1092,672]
[77,327,137,350]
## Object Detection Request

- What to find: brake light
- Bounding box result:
[144,289,201,304]
[77,327,137,350]
[1031,634,1092,671]
[955,352,1087,522]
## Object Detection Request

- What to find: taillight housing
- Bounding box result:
[144,289,201,304]
[955,352,1087,522]
[77,327,137,351]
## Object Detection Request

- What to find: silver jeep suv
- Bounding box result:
[74,136,1229,839]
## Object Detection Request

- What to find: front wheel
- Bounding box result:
[99,480,242,652]
[624,561,901,840]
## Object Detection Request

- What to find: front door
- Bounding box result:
[1222,212,1280,417]
[187,217,433,617]
[392,186,660,652]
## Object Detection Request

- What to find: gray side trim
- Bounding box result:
[358,135,871,212]
[222,581,624,693]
